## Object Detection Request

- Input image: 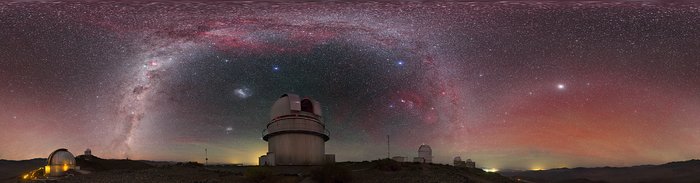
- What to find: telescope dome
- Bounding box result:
[270,93,322,120]
[48,148,75,166]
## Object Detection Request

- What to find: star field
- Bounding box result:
[0,1,699,170]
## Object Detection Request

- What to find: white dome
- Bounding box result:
[270,93,322,120]
[48,148,75,166]
[418,144,432,153]
[454,156,462,161]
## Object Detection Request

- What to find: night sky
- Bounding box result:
[1,1,699,170]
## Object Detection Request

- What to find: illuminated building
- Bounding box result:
[44,148,79,177]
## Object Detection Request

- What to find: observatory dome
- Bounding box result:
[417,144,433,163]
[454,156,462,162]
[262,93,330,166]
[45,148,78,176]
[270,93,322,120]
[418,144,432,153]
[48,149,75,166]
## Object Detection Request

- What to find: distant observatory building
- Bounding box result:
[392,156,407,162]
[83,148,94,160]
[413,144,432,163]
[260,93,333,166]
[45,148,79,176]
[454,156,464,166]
[454,156,476,168]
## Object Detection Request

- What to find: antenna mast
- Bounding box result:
[205,148,208,166]
[387,135,390,159]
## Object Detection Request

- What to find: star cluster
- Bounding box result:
[1,1,699,170]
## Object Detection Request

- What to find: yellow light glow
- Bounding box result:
[63,163,69,171]
[44,165,50,174]
[229,158,240,164]
[23,174,28,179]
[483,168,499,172]
[530,165,545,171]
[252,150,267,165]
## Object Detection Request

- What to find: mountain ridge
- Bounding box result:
[502,159,700,183]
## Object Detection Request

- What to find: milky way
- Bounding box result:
[1,1,699,170]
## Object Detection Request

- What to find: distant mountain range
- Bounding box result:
[501,159,700,183]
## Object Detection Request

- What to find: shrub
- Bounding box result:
[176,161,204,167]
[244,167,275,183]
[373,158,402,171]
[311,164,353,183]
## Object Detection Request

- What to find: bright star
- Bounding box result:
[557,84,565,90]
[273,66,280,71]
[397,60,404,65]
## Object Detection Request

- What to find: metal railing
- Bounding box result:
[262,127,330,137]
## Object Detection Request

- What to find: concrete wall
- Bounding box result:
[268,133,325,165]
[392,156,406,162]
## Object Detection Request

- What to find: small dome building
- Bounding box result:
[45,148,78,176]
[417,144,432,163]
[454,156,466,167]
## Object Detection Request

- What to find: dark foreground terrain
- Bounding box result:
[7,157,700,183]
[0,159,45,182]
[502,159,700,183]
[3,157,515,183]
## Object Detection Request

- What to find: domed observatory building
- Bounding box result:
[45,148,79,176]
[413,144,432,163]
[260,93,332,166]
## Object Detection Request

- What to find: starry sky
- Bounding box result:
[1,1,699,170]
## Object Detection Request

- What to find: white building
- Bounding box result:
[465,159,476,168]
[415,144,432,163]
[392,156,407,162]
[454,156,465,167]
[454,156,476,168]
[261,93,333,166]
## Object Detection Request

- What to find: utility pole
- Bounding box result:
[387,135,390,159]
[205,148,208,166]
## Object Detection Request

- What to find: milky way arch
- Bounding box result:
[104,1,464,157]
[2,1,699,169]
